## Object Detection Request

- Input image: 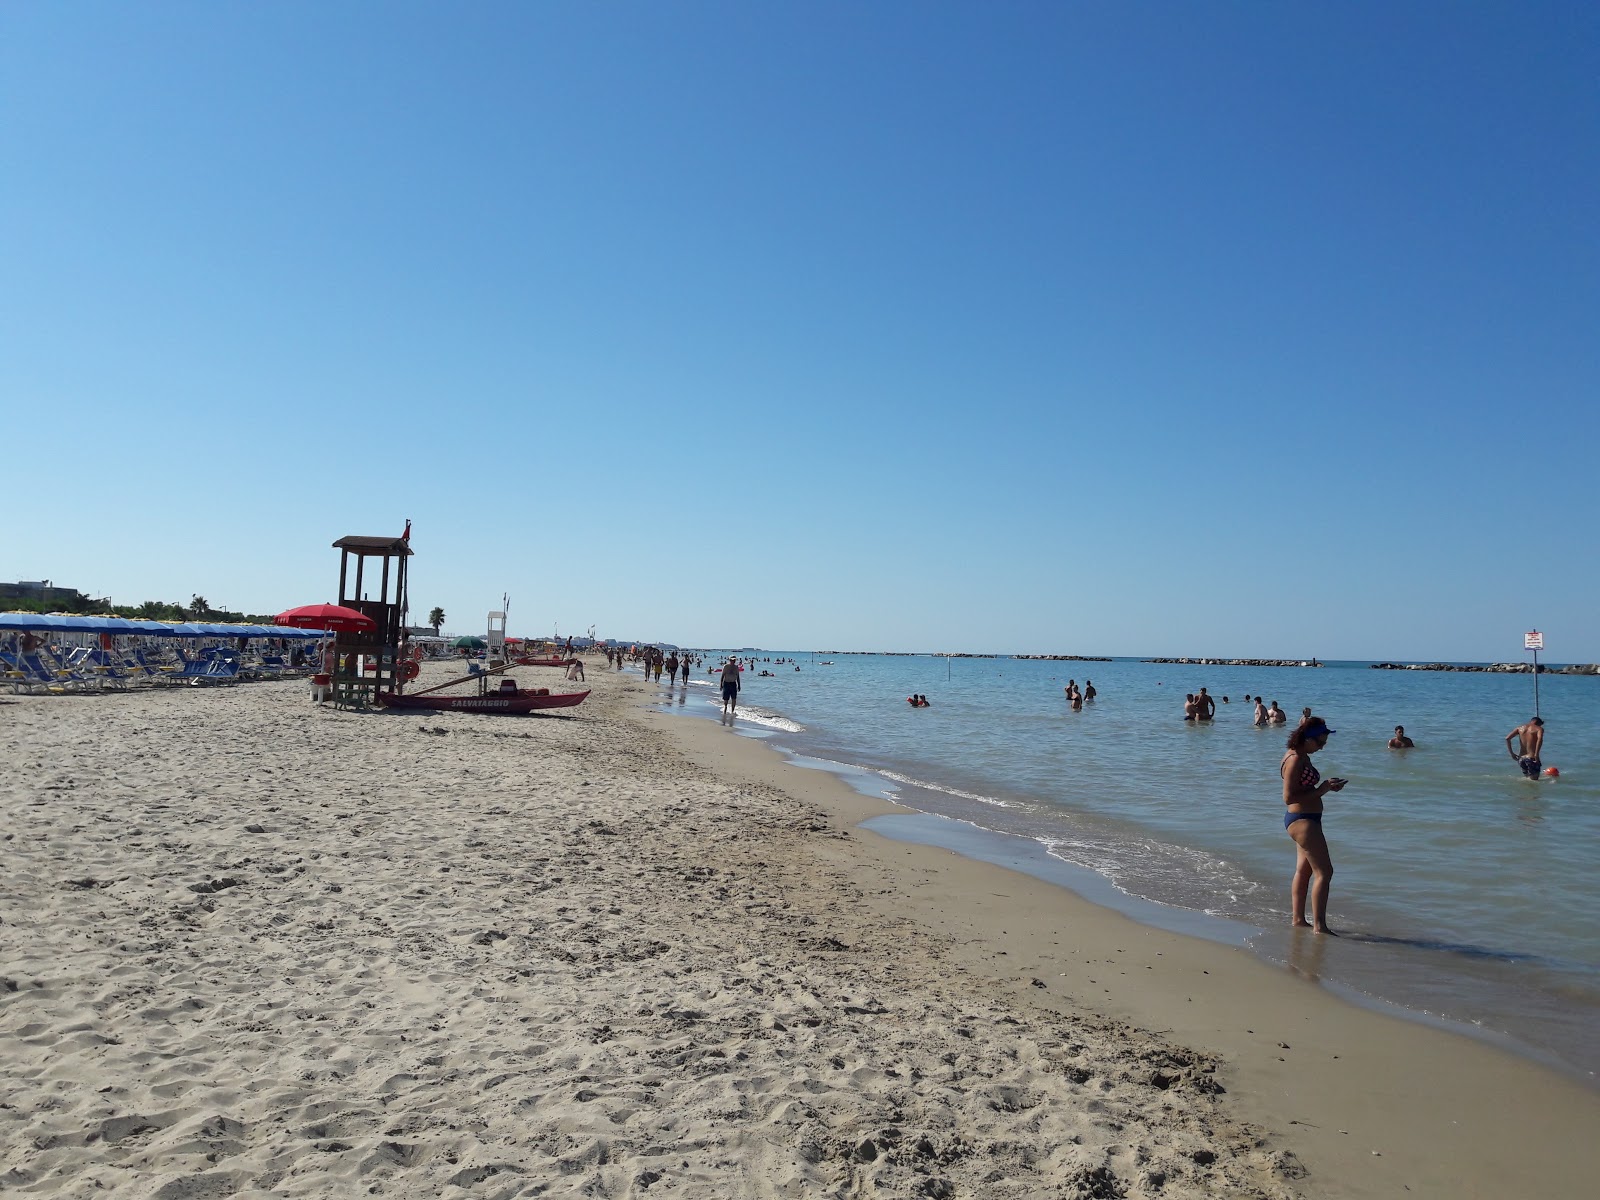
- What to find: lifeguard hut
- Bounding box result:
[329,526,412,709]
[486,610,507,667]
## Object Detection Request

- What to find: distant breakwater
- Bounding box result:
[823,651,1002,659]
[1143,657,1322,668]
[1370,662,1600,675]
[1013,655,1113,662]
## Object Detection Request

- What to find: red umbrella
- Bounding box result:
[275,603,375,633]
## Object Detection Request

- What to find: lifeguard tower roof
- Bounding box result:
[332,535,413,556]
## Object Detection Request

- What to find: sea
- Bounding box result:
[643,652,1600,1083]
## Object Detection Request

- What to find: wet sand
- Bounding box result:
[2,661,1594,1197]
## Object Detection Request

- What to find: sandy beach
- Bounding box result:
[3,662,1596,1199]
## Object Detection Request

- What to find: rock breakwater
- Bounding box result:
[1144,657,1322,668]
[1369,662,1599,674]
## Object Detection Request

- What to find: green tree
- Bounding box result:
[138,600,166,619]
[189,595,211,619]
[427,606,445,635]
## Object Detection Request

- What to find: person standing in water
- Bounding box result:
[1388,725,1415,749]
[1505,717,1545,778]
[1083,680,1096,701]
[1281,715,1346,934]
[720,656,742,714]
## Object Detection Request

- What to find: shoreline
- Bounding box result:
[644,675,1600,1197]
[652,657,1599,1083]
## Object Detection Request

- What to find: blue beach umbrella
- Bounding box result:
[0,612,72,630]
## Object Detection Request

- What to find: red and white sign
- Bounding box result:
[1525,630,1544,651]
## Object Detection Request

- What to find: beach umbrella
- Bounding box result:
[80,615,176,635]
[0,612,76,630]
[453,636,486,649]
[275,603,375,633]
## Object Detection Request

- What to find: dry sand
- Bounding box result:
[2,661,1595,1199]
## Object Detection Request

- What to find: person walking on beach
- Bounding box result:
[1282,714,1347,934]
[1505,717,1545,779]
[1388,725,1415,749]
[720,656,742,714]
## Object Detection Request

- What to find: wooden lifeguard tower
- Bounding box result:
[329,526,412,709]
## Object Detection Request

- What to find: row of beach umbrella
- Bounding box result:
[0,603,387,640]
[0,612,333,639]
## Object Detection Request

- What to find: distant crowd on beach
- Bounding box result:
[603,645,703,685]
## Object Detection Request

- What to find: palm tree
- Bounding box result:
[428,607,445,636]
[189,595,211,619]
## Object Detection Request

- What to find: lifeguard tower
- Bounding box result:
[329,527,412,709]
[486,606,507,667]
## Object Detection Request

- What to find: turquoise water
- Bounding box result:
[652,653,1600,1081]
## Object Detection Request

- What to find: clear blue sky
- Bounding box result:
[4,2,1596,660]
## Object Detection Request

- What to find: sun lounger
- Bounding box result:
[122,649,167,683]
[174,657,241,685]
[0,651,45,694]
[77,647,137,689]
[4,651,94,694]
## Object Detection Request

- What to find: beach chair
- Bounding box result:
[173,656,240,685]
[43,649,104,692]
[0,651,43,694]
[10,652,90,694]
[79,647,135,690]
[120,649,165,684]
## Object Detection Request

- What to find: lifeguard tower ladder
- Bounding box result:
[330,530,412,709]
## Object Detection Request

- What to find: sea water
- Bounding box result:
[652,653,1600,1081]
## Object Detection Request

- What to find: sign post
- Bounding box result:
[1524,630,1543,716]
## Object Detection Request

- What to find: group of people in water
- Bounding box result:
[1062,679,1096,710]
[1174,686,1294,725]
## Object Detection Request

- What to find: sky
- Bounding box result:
[3,2,1596,661]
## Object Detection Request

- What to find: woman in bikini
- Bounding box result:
[1281,715,1347,934]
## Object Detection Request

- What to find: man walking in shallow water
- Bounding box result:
[720,656,742,714]
[1506,717,1545,778]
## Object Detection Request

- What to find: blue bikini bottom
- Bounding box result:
[1284,811,1323,830]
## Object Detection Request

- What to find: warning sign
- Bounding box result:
[1525,630,1544,651]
